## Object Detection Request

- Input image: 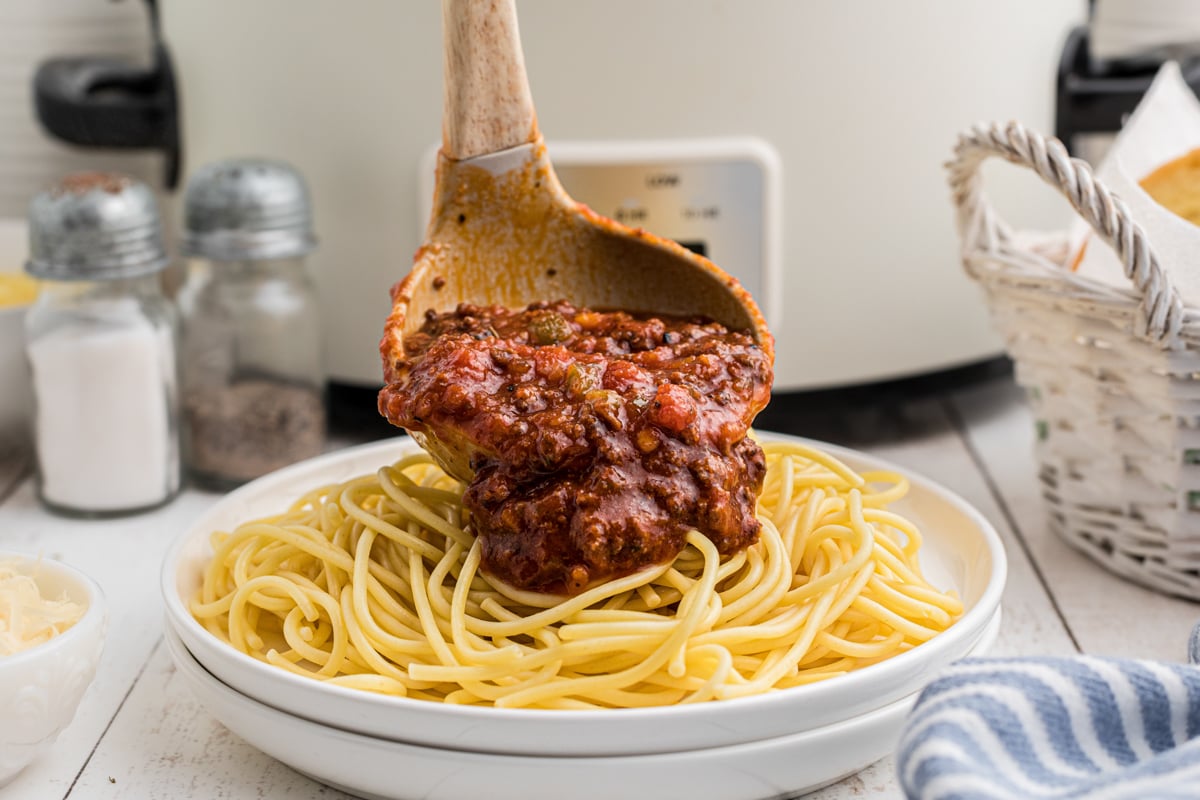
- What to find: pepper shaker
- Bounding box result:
[176,158,326,488]
[24,172,181,516]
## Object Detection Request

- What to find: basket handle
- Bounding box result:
[947,121,1184,346]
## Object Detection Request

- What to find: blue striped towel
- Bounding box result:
[897,637,1200,799]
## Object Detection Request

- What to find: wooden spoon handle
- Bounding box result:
[441,0,539,160]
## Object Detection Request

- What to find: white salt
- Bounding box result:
[29,309,178,511]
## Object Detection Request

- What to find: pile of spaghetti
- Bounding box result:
[190,439,962,709]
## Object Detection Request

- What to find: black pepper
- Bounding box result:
[184,378,325,488]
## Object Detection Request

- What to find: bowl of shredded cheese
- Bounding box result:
[0,553,106,785]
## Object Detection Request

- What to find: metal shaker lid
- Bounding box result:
[182,158,317,261]
[25,172,169,280]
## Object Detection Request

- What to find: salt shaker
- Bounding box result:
[177,158,325,489]
[24,173,181,516]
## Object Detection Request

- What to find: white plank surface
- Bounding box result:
[70,642,353,800]
[0,382,1112,800]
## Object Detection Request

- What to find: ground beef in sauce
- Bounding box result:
[378,301,773,595]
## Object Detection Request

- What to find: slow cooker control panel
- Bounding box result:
[419,137,781,326]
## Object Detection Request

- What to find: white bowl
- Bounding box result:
[162,433,1007,756]
[0,552,106,785]
[165,624,922,800]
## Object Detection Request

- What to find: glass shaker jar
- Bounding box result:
[177,159,325,489]
[24,173,181,516]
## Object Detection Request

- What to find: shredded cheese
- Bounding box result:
[0,559,85,656]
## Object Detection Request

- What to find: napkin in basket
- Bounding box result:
[897,627,1200,800]
[1071,61,1200,307]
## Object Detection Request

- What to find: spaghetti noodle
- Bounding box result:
[190,439,962,709]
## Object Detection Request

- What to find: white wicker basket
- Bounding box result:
[949,121,1200,600]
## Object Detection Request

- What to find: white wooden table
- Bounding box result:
[3,373,1197,800]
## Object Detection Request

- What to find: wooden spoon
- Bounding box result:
[380,0,774,480]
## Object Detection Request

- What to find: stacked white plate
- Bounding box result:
[161,436,1007,800]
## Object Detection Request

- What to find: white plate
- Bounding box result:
[164,625,917,800]
[162,433,1006,756]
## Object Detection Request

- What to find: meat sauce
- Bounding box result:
[378,301,773,595]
